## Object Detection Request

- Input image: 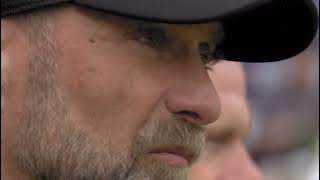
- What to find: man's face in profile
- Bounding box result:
[188,62,262,180]
[2,5,223,180]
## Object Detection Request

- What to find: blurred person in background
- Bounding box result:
[188,61,262,180]
[245,25,319,180]
[188,39,319,180]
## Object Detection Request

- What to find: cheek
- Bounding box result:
[55,36,166,153]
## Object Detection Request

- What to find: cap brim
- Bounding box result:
[2,0,318,62]
[219,0,319,62]
[76,0,268,23]
[76,0,318,62]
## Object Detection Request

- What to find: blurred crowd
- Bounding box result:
[244,10,319,179]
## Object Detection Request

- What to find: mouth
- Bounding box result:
[148,145,195,168]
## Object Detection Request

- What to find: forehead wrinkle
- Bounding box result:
[80,8,223,51]
[128,20,222,43]
[76,7,141,43]
[78,9,224,60]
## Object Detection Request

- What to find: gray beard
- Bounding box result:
[13,33,204,180]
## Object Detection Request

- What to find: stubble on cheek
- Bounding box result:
[15,79,132,180]
[13,47,132,179]
[12,44,205,180]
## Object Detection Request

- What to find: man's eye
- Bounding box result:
[199,42,223,70]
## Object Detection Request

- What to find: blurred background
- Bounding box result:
[244,1,319,179]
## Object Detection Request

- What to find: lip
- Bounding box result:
[148,145,194,167]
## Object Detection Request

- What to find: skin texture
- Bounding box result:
[187,61,263,180]
[1,5,223,180]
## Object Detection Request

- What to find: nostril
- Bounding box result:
[177,111,201,124]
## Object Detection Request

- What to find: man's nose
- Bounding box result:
[164,68,221,126]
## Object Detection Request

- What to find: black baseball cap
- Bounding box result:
[1,0,319,62]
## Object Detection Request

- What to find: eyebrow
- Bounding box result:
[125,20,225,59]
[128,20,223,42]
[124,21,165,39]
[131,22,171,40]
